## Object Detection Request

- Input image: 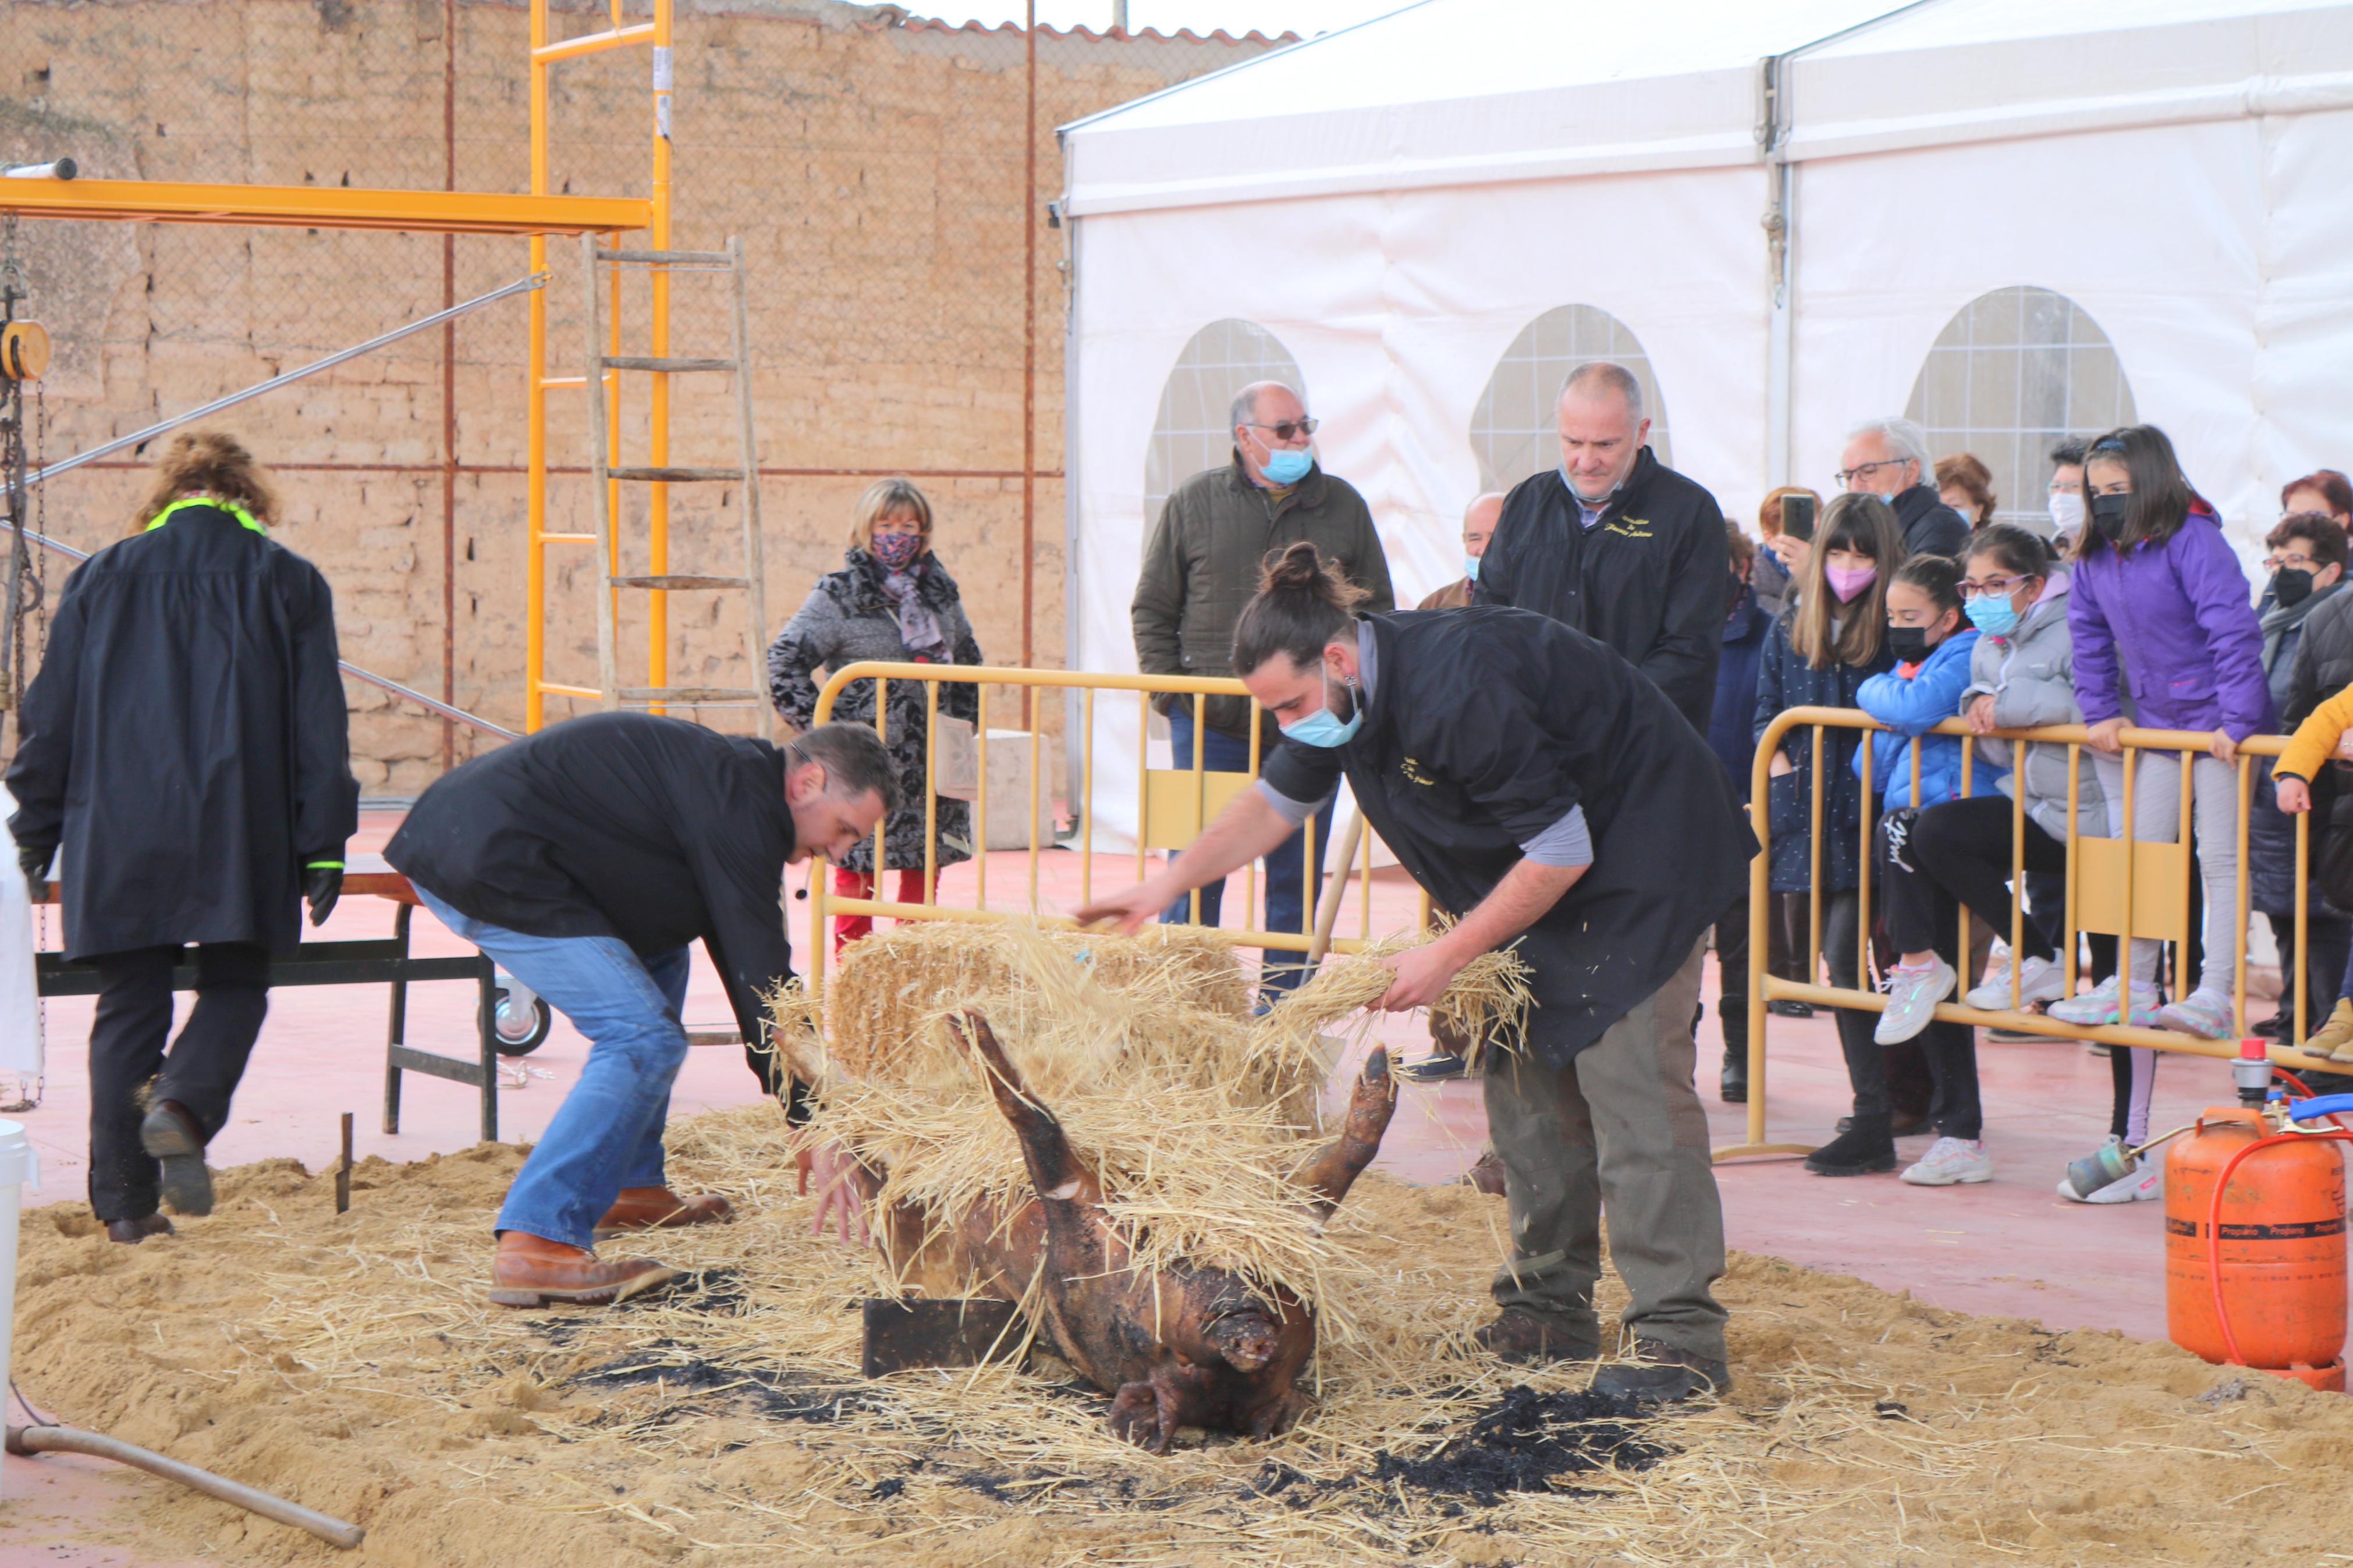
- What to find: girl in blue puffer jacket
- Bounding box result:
[1804,554,2000,1180]
[1851,554,1989,811]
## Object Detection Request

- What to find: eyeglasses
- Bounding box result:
[1834,458,1911,489]
[1958,574,2032,600]
[2264,554,2320,572]
[1245,418,1319,442]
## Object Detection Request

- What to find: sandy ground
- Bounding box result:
[6,1102,2347,1568]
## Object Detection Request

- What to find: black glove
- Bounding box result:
[304,863,343,927]
[16,845,48,889]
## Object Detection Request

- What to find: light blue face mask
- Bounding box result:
[1261,446,1314,486]
[1280,669,1361,748]
[1464,554,1482,581]
[1965,594,2021,638]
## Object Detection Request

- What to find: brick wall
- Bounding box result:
[0,0,1280,792]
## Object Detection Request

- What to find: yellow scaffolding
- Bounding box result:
[526,0,677,729]
[1,3,673,736]
[0,177,644,237]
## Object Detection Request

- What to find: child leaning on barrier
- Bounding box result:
[1870,529,2110,1189]
[1834,553,1995,1187]
[2051,425,2273,1206]
[1752,492,1904,1177]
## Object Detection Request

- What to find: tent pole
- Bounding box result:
[1761,54,1795,490]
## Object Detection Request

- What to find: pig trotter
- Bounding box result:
[1109,1379,1180,1454]
[949,1011,1095,1204]
[1242,1386,1315,1439]
[1294,1046,1400,1221]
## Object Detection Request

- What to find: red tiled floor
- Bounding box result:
[10,812,2234,1353]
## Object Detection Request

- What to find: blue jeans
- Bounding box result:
[413,884,691,1249]
[1159,706,1330,995]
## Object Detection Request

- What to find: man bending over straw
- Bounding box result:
[388,713,892,1306]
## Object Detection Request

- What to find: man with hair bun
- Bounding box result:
[1082,543,1756,1404]
[388,713,892,1306]
[9,429,359,1245]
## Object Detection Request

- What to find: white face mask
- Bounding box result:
[2049,490,2085,536]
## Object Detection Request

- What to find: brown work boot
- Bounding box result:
[1472,1307,1599,1367]
[487,1232,676,1308]
[592,1187,734,1239]
[2309,998,2353,1061]
[104,1213,175,1246]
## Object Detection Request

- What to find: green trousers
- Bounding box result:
[1481,941,1729,1361]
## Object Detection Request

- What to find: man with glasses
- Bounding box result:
[1132,380,1394,1002]
[1833,417,1971,561]
[1474,362,1729,735]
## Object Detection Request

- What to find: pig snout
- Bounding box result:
[1204,1309,1283,1371]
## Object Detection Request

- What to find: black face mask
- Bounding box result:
[2089,492,2131,541]
[2276,567,2317,609]
[1886,625,1933,663]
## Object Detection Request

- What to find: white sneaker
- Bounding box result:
[1875,956,1957,1044]
[1965,954,2066,1012]
[1901,1136,1993,1186]
[2055,1135,2163,1203]
[2157,986,2235,1040]
[2046,976,2162,1028]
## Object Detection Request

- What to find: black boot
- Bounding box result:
[1805,1112,1896,1176]
[1719,1049,1748,1104]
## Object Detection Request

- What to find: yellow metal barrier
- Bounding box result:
[1727,706,2336,1162]
[803,661,1405,992]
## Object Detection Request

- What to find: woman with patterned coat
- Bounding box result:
[767,478,983,951]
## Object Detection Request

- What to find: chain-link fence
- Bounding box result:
[0,0,1284,792]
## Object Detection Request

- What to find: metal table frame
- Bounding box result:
[34,856,503,1142]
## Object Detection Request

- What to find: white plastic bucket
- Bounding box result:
[0,1117,38,1498]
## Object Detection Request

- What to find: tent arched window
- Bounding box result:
[1144,319,1305,530]
[1468,305,1671,493]
[1906,286,2136,533]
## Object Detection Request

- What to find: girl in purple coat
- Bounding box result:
[2050,425,2274,1201]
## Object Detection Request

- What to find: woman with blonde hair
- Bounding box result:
[8,429,357,1241]
[767,477,983,951]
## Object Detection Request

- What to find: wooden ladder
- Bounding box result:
[578,232,768,714]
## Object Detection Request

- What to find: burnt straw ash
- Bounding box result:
[1254,1385,1670,1511]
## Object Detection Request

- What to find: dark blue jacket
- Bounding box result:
[1708,582,1771,802]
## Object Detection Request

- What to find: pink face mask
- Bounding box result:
[1825,563,1877,603]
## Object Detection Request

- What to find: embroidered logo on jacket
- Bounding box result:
[1400,757,1436,787]
[1603,517,1653,538]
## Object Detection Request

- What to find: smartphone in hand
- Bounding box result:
[1780,492,1816,542]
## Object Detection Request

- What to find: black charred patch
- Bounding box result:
[573,1350,871,1424]
[1364,1386,1668,1505]
[1244,1385,1669,1513]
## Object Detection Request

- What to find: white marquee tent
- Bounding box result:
[1057,0,2353,849]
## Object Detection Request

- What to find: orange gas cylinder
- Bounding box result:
[2165,1105,2348,1391]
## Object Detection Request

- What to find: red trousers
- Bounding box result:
[831,866,928,955]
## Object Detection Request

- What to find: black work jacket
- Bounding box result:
[6,504,358,960]
[1890,484,1971,560]
[1261,609,1755,1064]
[386,713,798,1084]
[1472,447,1729,735]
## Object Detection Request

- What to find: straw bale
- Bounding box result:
[821,922,1251,1081]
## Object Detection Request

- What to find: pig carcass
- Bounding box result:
[846,1010,1397,1452]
